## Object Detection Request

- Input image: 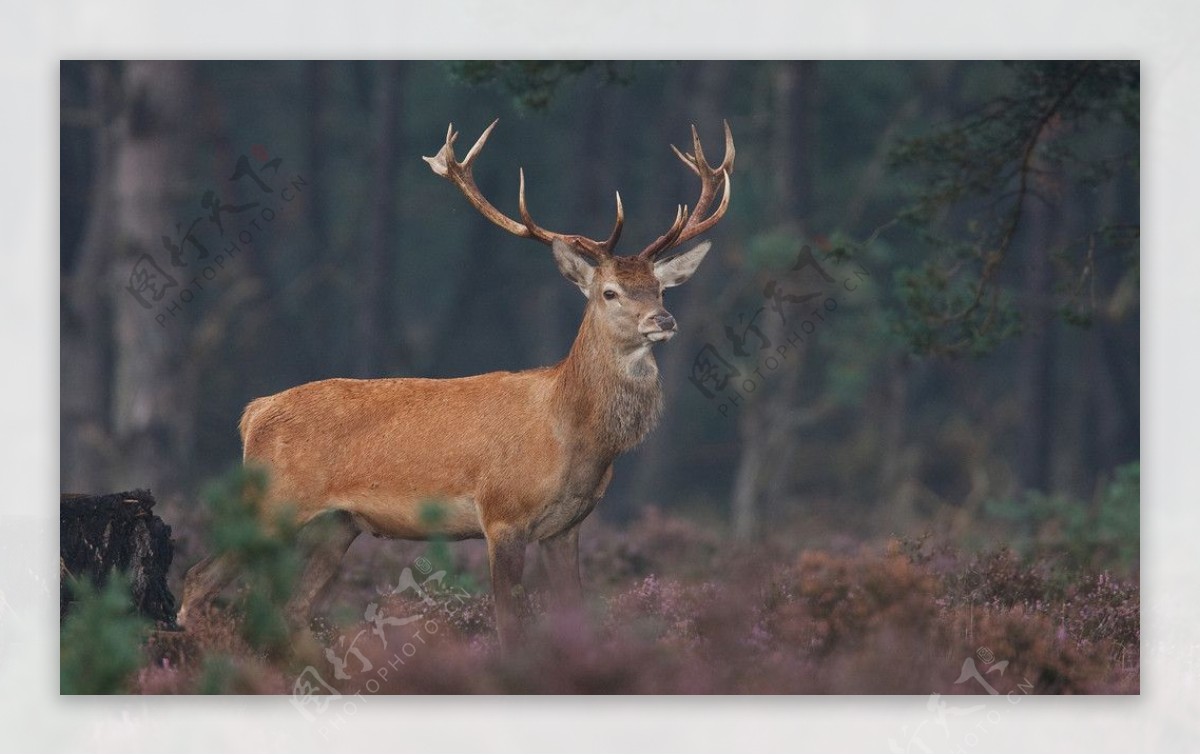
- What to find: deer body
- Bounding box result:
[178,120,734,646]
[238,304,663,544]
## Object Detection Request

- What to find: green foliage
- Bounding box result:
[447,61,633,111]
[419,500,481,594]
[893,62,1137,224]
[889,61,1139,356]
[984,462,1139,573]
[195,654,239,694]
[817,239,898,405]
[60,572,151,694]
[745,228,807,270]
[1098,462,1140,567]
[893,261,1022,357]
[202,466,301,655]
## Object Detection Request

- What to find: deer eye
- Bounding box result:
[603,289,618,300]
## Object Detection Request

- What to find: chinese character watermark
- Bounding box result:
[689,244,869,415]
[888,647,1035,753]
[290,555,473,735]
[123,145,309,327]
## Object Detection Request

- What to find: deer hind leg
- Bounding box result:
[178,552,239,628]
[486,524,529,649]
[285,509,361,630]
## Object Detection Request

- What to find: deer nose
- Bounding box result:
[652,312,677,331]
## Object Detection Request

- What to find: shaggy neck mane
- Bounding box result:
[551,305,664,455]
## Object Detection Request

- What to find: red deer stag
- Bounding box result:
[178,119,735,646]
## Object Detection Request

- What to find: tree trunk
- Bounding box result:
[771,61,817,225]
[730,61,818,541]
[60,490,176,626]
[875,354,911,499]
[62,62,118,493]
[1015,170,1059,493]
[110,61,199,499]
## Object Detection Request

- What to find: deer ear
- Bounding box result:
[653,241,712,288]
[552,239,597,296]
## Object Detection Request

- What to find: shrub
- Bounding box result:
[201,466,301,656]
[61,572,151,694]
[984,462,1139,573]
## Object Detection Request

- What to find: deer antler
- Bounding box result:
[424,120,623,260]
[638,121,735,260]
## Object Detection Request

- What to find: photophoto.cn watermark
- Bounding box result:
[888,646,1035,754]
[687,244,870,415]
[289,555,473,737]
[123,144,308,327]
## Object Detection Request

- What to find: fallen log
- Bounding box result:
[60,490,177,627]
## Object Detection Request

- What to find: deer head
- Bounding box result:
[424,120,735,352]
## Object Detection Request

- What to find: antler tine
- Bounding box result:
[602,191,624,251]
[462,118,498,167]
[683,120,736,223]
[676,169,731,243]
[423,120,529,238]
[670,143,700,176]
[425,120,615,258]
[690,124,707,173]
[637,203,690,259]
[637,121,735,259]
[719,119,736,174]
[519,168,610,261]
[517,167,550,243]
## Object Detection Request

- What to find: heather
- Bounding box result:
[111,479,1137,696]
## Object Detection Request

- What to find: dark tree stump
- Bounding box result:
[60,490,177,627]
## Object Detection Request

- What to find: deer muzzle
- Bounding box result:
[641,311,677,342]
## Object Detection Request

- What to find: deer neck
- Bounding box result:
[552,305,664,457]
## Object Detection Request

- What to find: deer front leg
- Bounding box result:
[486,525,528,648]
[539,525,583,614]
[178,552,239,628]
